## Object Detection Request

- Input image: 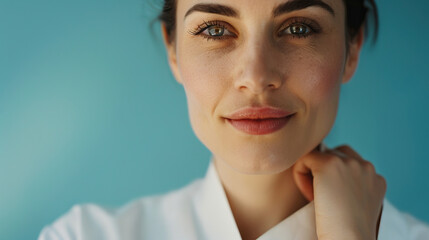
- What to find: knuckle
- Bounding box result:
[348,158,360,168]
[331,149,348,159]
[326,154,343,164]
[363,161,376,172]
[336,144,352,152]
[377,175,388,191]
[324,155,345,170]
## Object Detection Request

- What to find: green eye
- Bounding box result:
[189,20,236,41]
[207,26,225,36]
[203,25,234,38]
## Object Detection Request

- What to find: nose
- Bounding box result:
[233,39,284,94]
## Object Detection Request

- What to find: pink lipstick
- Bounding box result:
[224,107,294,135]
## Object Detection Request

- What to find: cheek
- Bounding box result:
[177,36,236,111]
[179,54,228,111]
[290,47,345,110]
[304,66,342,106]
[176,47,232,140]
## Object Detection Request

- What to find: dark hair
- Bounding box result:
[158,0,378,45]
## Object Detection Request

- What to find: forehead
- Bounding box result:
[176,0,345,20]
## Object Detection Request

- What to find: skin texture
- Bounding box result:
[161,0,386,239]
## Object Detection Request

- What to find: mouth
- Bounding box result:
[225,115,294,135]
[224,106,295,135]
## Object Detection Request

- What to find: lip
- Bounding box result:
[224,107,293,120]
[224,107,295,135]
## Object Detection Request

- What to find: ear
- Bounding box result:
[342,28,365,84]
[161,24,183,85]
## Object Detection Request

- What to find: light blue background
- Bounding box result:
[1,0,428,239]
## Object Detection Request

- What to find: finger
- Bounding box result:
[328,145,366,169]
[333,145,379,173]
[327,148,349,160]
[376,174,388,192]
[292,165,314,201]
[293,148,330,201]
[294,147,330,175]
[334,145,363,160]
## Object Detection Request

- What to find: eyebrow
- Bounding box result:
[184,0,335,20]
[184,3,239,19]
[273,0,335,17]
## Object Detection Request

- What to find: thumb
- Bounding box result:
[292,144,326,201]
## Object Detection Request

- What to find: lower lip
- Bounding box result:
[226,115,294,135]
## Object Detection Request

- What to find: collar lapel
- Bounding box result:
[194,157,318,240]
[193,159,242,240]
[257,201,317,240]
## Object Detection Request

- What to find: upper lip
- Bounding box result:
[224,106,294,120]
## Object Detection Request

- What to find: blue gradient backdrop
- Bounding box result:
[1,0,428,239]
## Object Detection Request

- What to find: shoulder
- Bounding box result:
[378,198,429,240]
[38,179,203,240]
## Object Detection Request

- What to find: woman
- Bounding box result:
[39,0,429,239]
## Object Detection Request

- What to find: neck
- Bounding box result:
[214,157,309,240]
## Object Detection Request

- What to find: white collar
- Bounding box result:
[193,160,318,240]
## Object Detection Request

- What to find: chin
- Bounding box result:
[220,147,298,175]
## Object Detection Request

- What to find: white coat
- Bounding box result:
[39,159,429,240]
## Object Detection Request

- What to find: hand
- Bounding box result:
[292,144,386,240]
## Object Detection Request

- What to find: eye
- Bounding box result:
[205,26,229,37]
[281,24,311,37]
[278,18,321,39]
[189,20,236,40]
[287,24,310,35]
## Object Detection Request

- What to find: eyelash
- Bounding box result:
[188,18,322,41]
[188,20,235,41]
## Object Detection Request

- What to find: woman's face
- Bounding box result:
[163,0,363,174]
